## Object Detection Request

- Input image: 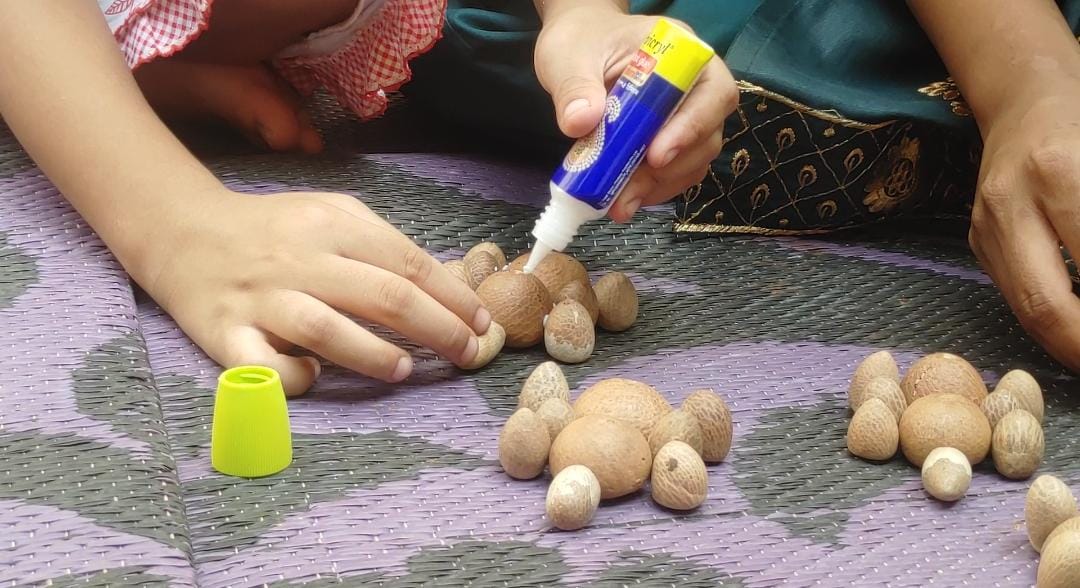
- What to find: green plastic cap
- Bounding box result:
[211,366,293,478]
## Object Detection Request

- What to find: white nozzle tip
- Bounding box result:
[523,241,554,274]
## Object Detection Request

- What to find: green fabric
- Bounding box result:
[404,2,556,145]
[405,0,1080,232]
[724,2,956,127]
[630,0,762,54]
[406,0,758,147]
[409,0,1080,138]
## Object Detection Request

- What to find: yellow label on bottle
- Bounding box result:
[638,19,716,93]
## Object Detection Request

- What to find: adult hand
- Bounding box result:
[969,80,1080,370]
[141,189,491,395]
[534,4,738,221]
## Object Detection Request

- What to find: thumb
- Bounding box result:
[547,68,608,139]
[224,327,322,397]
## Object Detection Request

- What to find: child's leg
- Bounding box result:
[134,60,324,153]
[134,0,360,152]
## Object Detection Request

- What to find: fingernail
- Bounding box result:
[391,356,412,382]
[473,307,492,334]
[622,197,643,220]
[564,98,590,120]
[463,335,479,364]
[660,148,680,167]
[305,356,322,379]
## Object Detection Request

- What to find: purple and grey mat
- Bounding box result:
[1,102,1078,587]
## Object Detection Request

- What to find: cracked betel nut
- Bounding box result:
[498,407,551,480]
[981,390,1023,429]
[593,271,639,332]
[681,389,733,463]
[650,440,708,511]
[549,414,652,500]
[464,250,500,290]
[544,300,595,364]
[536,397,576,441]
[509,251,589,297]
[920,447,972,502]
[476,271,552,348]
[460,322,505,370]
[848,351,900,411]
[519,361,570,411]
[847,398,899,461]
[991,409,1044,480]
[861,377,907,422]
[899,393,991,467]
[554,281,600,324]
[994,369,1044,423]
[1038,522,1080,588]
[465,242,507,269]
[572,378,672,437]
[546,464,601,531]
[648,409,704,457]
[1025,475,1078,552]
[900,352,988,405]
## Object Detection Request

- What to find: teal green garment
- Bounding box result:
[404,0,758,147]
[408,0,1079,141]
[404,1,1080,232]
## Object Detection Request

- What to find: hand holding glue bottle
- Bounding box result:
[524,19,716,273]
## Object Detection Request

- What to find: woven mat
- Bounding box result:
[1,100,1078,588]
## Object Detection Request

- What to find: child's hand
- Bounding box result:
[968,80,1080,372]
[142,190,491,395]
[534,4,737,222]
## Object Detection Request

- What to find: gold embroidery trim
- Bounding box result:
[678,81,901,232]
[920,38,1078,117]
[673,222,837,236]
[917,78,972,117]
[736,81,895,130]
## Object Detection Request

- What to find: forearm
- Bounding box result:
[534,0,628,21]
[907,0,1080,128]
[0,0,223,279]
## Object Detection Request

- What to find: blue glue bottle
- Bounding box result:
[524,19,716,273]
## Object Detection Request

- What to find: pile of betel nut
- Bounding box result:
[846,351,1078,586]
[443,243,637,368]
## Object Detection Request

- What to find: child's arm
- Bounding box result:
[0,0,223,278]
[531,0,737,222]
[908,0,1080,371]
[0,0,489,394]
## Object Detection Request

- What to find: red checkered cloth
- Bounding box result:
[101,0,446,120]
[274,0,446,120]
[103,0,213,68]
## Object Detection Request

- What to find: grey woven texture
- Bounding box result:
[0,100,1078,587]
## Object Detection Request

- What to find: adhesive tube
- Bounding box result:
[524,19,715,273]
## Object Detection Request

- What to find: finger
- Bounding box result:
[536,54,608,138]
[991,211,1080,369]
[647,130,723,184]
[1036,149,1080,264]
[302,193,491,335]
[296,110,324,154]
[609,153,712,222]
[335,216,491,334]
[259,290,415,383]
[643,167,710,205]
[219,325,321,397]
[308,256,481,366]
[646,58,737,168]
[609,170,658,223]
